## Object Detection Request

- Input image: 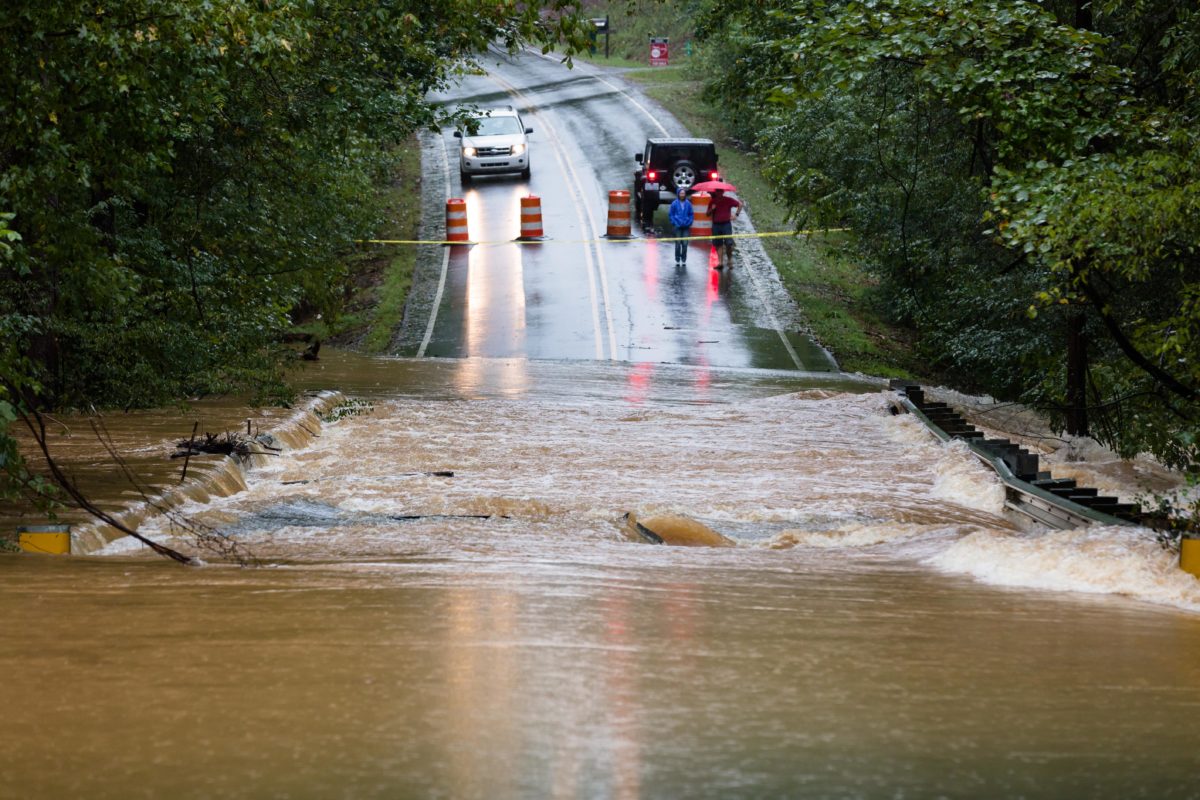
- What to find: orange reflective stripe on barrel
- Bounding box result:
[606,190,631,238]
[519,195,544,239]
[445,198,469,243]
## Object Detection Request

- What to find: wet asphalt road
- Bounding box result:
[396,49,835,373]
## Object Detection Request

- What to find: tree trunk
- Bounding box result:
[1066,310,1089,436]
[1075,0,1093,30]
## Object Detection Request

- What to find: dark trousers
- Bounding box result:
[674,227,690,261]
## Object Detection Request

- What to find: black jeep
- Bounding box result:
[632,138,721,226]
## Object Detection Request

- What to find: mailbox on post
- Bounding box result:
[590,16,610,59]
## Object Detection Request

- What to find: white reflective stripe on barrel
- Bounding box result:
[446,198,469,242]
[606,190,631,237]
[519,196,544,238]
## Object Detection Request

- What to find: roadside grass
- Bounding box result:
[574,52,646,69]
[323,139,422,353]
[580,53,702,71]
[619,64,919,377]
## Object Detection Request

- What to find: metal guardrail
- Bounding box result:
[895,394,1134,530]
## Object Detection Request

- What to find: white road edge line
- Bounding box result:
[416,136,454,358]
[589,73,670,137]
[737,236,805,370]
[490,72,613,360]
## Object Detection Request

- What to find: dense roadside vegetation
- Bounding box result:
[586,0,1200,504]
[294,140,424,354]
[0,1,592,508]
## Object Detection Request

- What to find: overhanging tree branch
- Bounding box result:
[13,397,197,565]
[1081,277,1199,402]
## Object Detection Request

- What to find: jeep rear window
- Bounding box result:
[655,145,715,164]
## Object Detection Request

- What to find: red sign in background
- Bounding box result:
[649,37,669,67]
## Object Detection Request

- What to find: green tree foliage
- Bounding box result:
[0,0,590,504]
[697,0,1200,471]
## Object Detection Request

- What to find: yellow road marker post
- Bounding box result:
[16,524,72,555]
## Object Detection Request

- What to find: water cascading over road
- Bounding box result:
[3,51,1200,799]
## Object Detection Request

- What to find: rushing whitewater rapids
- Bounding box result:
[4,355,1200,798]
[97,357,1200,614]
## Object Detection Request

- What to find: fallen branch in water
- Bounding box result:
[171,430,280,460]
[11,397,197,565]
[89,415,258,566]
[5,376,259,566]
[179,421,199,484]
[280,471,454,486]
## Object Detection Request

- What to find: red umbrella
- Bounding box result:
[690,180,737,193]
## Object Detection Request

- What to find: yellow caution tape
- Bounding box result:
[359,228,849,247]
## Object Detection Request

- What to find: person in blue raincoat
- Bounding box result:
[668,187,694,264]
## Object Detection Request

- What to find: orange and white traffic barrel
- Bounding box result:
[445,198,470,244]
[691,192,712,238]
[518,195,545,240]
[605,190,633,238]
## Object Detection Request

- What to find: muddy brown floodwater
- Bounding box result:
[3,352,1200,799]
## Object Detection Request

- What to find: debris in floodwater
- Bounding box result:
[390,513,509,521]
[622,512,735,547]
[213,500,505,538]
[172,431,280,460]
[280,471,452,486]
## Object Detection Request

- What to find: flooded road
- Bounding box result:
[4,355,1200,798]
[5,52,1200,799]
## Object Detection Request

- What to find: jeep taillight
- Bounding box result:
[709,170,720,179]
[647,170,657,181]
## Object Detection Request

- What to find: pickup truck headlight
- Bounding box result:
[511,143,526,156]
[463,147,477,157]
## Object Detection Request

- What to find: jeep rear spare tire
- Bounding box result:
[671,160,698,192]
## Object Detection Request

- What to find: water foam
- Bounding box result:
[768,522,954,549]
[929,526,1200,612]
[929,439,1006,516]
[87,391,343,555]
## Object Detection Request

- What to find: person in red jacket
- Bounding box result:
[708,188,742,269]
